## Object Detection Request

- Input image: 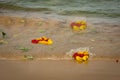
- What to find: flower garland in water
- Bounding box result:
[31,36,53,45]
[71,21,87,31]
[66,47,91,63]
[72,50,89,63]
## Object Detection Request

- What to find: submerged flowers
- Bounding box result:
[31,36,53,45]
[71,21,87,31]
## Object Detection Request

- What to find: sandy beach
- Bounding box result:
[0,10,120,80]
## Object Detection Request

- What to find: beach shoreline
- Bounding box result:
[0,12,120,59]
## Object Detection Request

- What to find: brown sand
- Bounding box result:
[0,60,120,80]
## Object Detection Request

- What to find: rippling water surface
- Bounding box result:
[0,0,120,18]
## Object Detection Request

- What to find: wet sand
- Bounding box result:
[0,60,120,80]
[0,11,120,80]
[0,15,120,59]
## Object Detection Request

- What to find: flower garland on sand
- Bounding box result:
[31,36,53,45]
[71,21,87,31]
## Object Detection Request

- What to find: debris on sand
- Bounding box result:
[1,32,7,38]
[0,39,8,44]
[20,19,25,23]
[37,21,43,26]
[24,55,33,60]
[14,46,32,52]
[38,29,46,33]
[116,59,119,63]
[90,39,95,42]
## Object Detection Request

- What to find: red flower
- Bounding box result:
[73,52,85,59]
[78,54,84,57]
[31,39,39,44]
[71,22,82,28]
[71,22,76,27]
[75,23,81,27]
[73,52,79,59]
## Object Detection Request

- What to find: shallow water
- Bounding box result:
[0,15,120,59]
[0,0,120,59]
[0,0,120,18]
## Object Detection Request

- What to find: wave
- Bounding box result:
[0,3,52,11]
[0,56,119,61]
[58,10,120,18]
[0,2,120,18]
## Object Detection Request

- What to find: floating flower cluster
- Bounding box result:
[72,51,89,63]
[31,36,53,45]
[71,21,87,31]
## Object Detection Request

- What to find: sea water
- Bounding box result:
[0,0,120,18]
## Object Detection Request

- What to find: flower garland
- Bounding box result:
[71,21,87,31]
[31,36,53,45]
[72,51,89,63]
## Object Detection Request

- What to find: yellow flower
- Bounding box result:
[76,56,83,62]
[38,39,53,45]
[74,50,89,63]
[47,39,53,44]
[82,56,89,61]
[20,19,25,23]
[79,25,86,30]
[73,26,79,31]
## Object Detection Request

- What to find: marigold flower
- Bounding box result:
[31,39,39,44]
[73,26,79,31]
[31,36,53,45]
[72,51,89,63]
[73,52,79,59]
[71,22,76,27]
[70,21,87,31]
[79,25,86,30]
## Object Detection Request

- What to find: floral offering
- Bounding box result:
[31,36,53,45]
[72,50,89,63]
[71,21,87,31]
